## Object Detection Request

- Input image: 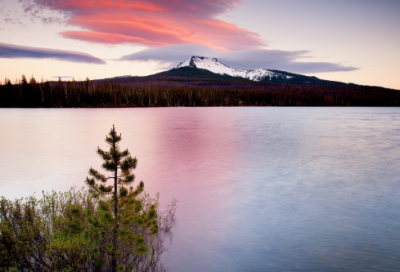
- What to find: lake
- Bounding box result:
[1,107,400,271]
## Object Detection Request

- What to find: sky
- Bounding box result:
[0,0,399,89]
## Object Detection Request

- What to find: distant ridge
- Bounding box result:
[149,66,248,82]
[177,56,290,81]
[94,55,397,90]
[3,62,399,108]
[175,56,352,87]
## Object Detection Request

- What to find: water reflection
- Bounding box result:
[0,107,400,271]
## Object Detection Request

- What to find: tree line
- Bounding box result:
[1,75,399,107]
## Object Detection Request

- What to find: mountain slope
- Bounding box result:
[177,56,351,87]
[177,56,288,81]
[149,66,248,82]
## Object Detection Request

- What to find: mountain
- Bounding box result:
[176,56,350,86]
[177,56,289,81]
[3,57,399,108]
[148,66,248,82]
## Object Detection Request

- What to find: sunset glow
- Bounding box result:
[0,0,399,89]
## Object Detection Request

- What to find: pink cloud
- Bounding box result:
[33,0,264,51]
[61,30,170,46]
[35,0,165,12]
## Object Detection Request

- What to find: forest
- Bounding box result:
[1,71,399,108]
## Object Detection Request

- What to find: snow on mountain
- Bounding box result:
[177,56,292,81]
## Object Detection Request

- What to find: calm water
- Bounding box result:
[1,108,400,272]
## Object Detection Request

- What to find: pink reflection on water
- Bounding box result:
[2,108,400,272]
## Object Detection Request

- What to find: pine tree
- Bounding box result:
[85,125,142,272]
[1,126,168,271]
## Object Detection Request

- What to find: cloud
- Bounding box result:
[120,44,358,74]
[30,0,264,51]
[0,42,106,64]
[4,17,24,25]
[18,0,66,24]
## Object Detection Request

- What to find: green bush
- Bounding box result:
[0,126,176,271]
[0,188,166,271]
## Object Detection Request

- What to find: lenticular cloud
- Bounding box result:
[0,42,105,64]
[32,0,264,51]
[120,44,358,74]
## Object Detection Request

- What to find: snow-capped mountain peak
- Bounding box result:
[176,56,292,82]
[177,56,229,70]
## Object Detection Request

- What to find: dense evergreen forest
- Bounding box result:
[1,71,399,107]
